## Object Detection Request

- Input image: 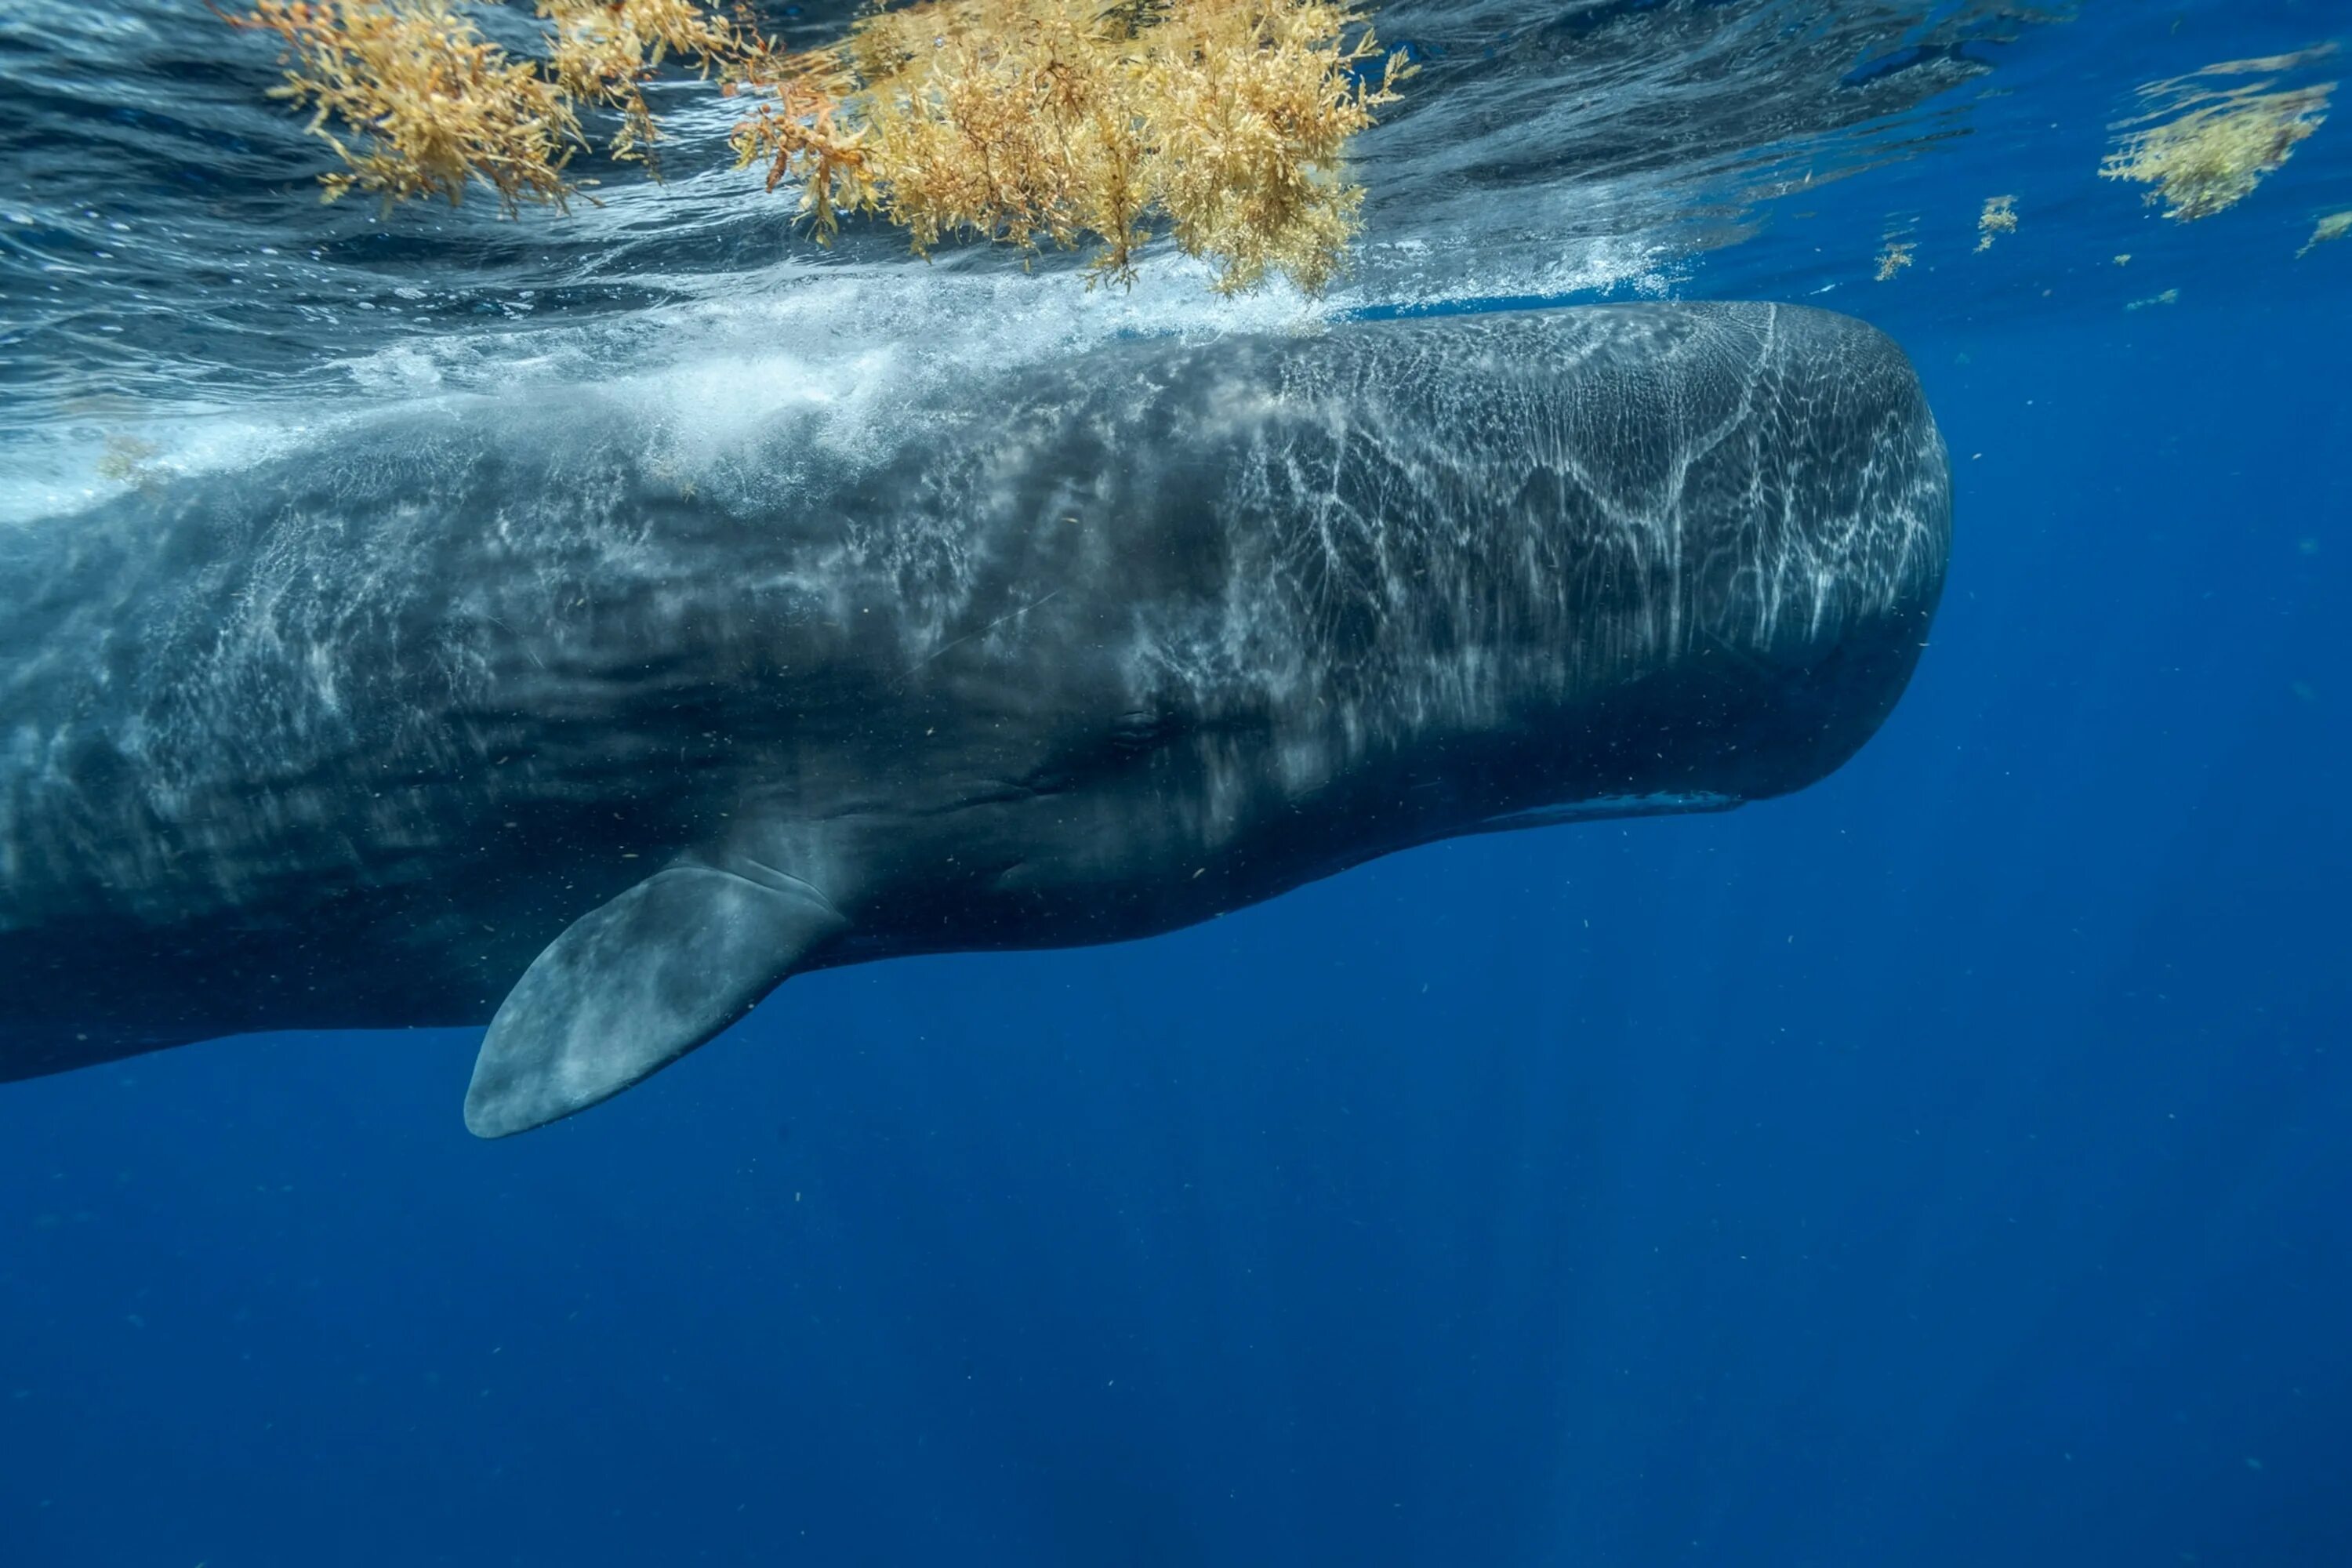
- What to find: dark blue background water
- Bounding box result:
[5,3,2350,1565]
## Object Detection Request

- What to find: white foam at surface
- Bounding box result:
[1,220,1687,529]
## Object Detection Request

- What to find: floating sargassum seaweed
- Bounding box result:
[219,0,1410,294]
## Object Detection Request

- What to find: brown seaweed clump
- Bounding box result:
[832,0,1405,292]
[222,0,590,212]
[220,0,1407,293]
[2100,48,2336,222]
[219,1,892,223]
[95,434,165,491]
[2299,209,2351,259]
[1974,194,2016,252]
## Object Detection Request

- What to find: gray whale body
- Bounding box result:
[0,303,1950,1136]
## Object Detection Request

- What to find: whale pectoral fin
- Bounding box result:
[463,866,848,1139]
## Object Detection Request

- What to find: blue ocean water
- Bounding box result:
[2,2,2348,1564]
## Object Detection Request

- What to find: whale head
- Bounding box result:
[1069,303,1954,834]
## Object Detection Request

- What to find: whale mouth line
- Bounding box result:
[1473,791,1741,833]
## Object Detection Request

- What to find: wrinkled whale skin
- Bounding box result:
[0,303,1950,1134]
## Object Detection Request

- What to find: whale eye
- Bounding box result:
[1108,708,1175,756]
